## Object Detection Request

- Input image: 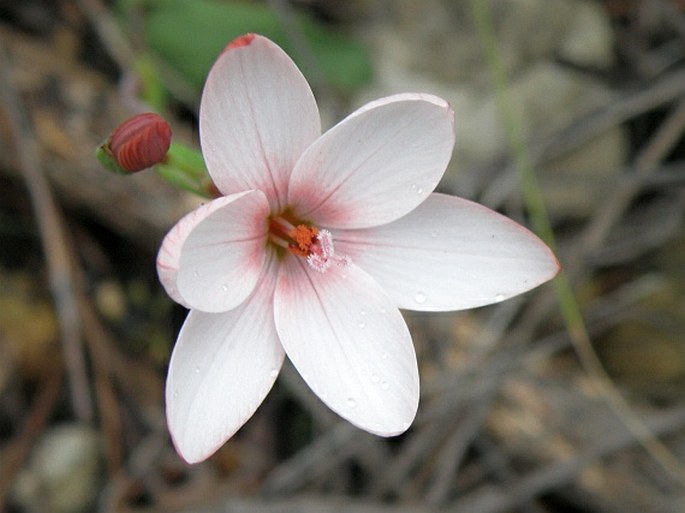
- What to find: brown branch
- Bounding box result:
[79,297,124,475]
[0,25,195,250]
[75,0,136,72]
[0,27,92,422]
[455,405,685,513]
[0,363,64,509]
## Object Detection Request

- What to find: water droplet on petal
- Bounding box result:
[192,270,199,277]
[269,368,279,378]
[347,397,357,408]
[410,183,417,190]
[416,187,423,194]
[371,373,380,383]
[173,389,179,398]
[494,293,505,302]
[194,366,200,374]
[360,309,366,316]
[380,381,390,390]
[381,351,388,360]
[414,292,427,304]
[379,307,387,314]
[358,321,366,329]
[221,284,228,292]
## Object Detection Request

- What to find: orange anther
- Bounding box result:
[288,225,319,255]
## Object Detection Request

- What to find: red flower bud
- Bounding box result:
[109,113,172,172]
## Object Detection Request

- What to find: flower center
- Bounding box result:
[269,216,349,273]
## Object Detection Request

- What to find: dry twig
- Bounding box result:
[0,364,64,509]
[0,27,93,422]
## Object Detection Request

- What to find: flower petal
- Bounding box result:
[200,34,321,211]
[288,93,455,229]
[158,191,264,308]
[336,193,559,311]
[166,257,284,464]
[168,190,270,313]
[274,257,419,436]
[157,205,208,308]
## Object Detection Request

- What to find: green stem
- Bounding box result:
[155,143,217,198]
[470,0,685,484]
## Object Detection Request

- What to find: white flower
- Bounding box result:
[157,34,559,463]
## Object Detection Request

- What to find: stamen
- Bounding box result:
[305,230,350,273]
[306,229,335,272]
[288,225,319,256]
[269,216,350,273]
[270,217,296,235]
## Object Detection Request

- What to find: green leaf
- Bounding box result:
[140,0,372,93]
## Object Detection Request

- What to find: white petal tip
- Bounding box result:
[364,419,415,438]
[172,441,214,465]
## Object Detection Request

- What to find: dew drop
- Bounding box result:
[192,270,199,277]
[347,397,357,408]
[371,373,380,383]
[380,381,390,390]
[221,284,229,292]
[381,351,389,360]
[416,187,424,194]
[269,368,279,378]
[414,292,427,304]
[379,307,387,314]
[358,321,366,329]
[173,389,179,398]
[494,293,505,302]
[194,366,200,374]
[410,183,417,190]
[360,309,366,316]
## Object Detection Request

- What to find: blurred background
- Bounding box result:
[0,0,684,512]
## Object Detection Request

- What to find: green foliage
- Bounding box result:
[95,141,128,175]
[133,54,168,112]
[138,0,372,92]
[156,142,216,197]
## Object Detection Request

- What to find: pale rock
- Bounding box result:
[13,424,102,513]
[508,61,614,134]
[558,0,615,68]
[361,56,625,208]
[539,128,627,219]
[383,0,612,84]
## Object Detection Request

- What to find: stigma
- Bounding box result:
[269,217,349,273]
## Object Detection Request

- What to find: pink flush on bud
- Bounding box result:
[223,32,256,51]
[156,34,560,464]
[109,113,172,172]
